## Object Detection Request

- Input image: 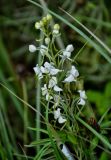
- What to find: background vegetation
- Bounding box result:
[0,0,111,159]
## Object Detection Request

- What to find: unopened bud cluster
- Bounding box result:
[35,14,52,29]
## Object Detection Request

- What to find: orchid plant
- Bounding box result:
[29,14,87,160]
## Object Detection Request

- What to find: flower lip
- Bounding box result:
[58,116,67,124]
[63,75,75,83]
[78,90,87,99]
[54,108,66,124]
[48,77,63,92]
[54,85,63,92]
[78,90,87,105]
[54,108,61,119]
[60,144,73,160]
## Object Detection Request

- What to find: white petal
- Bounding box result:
[63,75,75,83]
[58,116,66,124]
[29,45,37,52]
[40,66,49,74]
[54,85,63,92]
[44,62,60,75]
[33,65,40,75]
[78,90,87,99]
[53,29,59,34]
[54,108,61,119]
[66,44,74,52]
[38,73,43,79]
[78,98,86,105]
[46,93,53,101]
[61,144,73,160]
[44,62,52,69]
[33,65,43,79]
[63,51,71,58]
[48,77,57,88]
[70,66,79,77]
[49,68,60,75]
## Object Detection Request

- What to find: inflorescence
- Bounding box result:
[29,14,87,124]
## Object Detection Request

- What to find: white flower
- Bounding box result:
[41,84,52,101]
[54,108,61,119]
[54,85,62,92]
[58,116,67,124]
[29,44,37,52]
[78,98,85,105]
[63,66,79,83]
[40,66,49,74]
[48,77,62,92]
[78,90,87,106]
[33,64,43,79]
[61,44,74,60]
[60,144,73,160]
[40,45,47,56]
[54,108,66,124]
[63,75,74,83]
[78,90,87,99]
[43,62,61,75]
[50,68,61,75]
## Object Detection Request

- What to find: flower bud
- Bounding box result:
[29,44,37,52]
[42,17,47,25]
[66,44,74,52]
[35,22,41,29]
[45,37,50,45]
[39,20,44,27]
[46,14,52,21]
[54,24,60,30]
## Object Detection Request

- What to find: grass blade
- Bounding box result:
[76,116,111,150]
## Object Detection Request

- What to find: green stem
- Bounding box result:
[22,80,28,149]
[36,32,43,152]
